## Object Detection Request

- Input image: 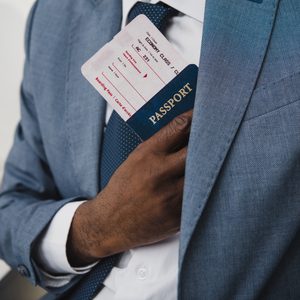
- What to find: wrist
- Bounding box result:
[66,199,101,266]
[66,195,127,267]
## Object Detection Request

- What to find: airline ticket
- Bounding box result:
[81,15,190,121]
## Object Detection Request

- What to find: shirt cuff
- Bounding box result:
[36,201,97,276]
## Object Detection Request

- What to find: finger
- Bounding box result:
[160,176,185,207]
[170,177,185,217]
[166,147,187,177]
[147,110,193,153]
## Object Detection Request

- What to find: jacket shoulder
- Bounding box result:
[35,0,91,19]
[27,0,93,60]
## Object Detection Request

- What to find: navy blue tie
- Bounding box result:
[69,2,178,299]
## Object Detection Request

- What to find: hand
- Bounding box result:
[67,110,193,266]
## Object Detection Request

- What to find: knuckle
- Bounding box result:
[130,144,146,162]
[134,143,145,153]
[180,148,188,160]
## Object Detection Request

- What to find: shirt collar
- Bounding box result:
[122,0,204,28]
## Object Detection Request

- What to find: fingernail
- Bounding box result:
[175,115,190,129]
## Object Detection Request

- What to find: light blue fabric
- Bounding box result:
[0,0,300,299]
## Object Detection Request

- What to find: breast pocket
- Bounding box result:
[244,72,300,122]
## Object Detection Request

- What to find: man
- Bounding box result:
[1,0,300,299]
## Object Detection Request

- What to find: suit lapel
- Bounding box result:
[66,0,122,197]
[179,0,280,268]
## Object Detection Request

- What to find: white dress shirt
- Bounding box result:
[36,0,205,299]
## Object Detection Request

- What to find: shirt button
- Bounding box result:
[17,264,30,278]
[137,267,148,280]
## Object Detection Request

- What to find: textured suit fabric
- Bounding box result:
[0,0,300,299]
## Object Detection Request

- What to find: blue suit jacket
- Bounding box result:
[1,0,300,299]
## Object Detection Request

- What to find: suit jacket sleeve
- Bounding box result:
[0,2,85,293]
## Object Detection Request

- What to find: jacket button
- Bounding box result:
[17,264,30,278]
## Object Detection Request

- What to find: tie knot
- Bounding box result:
[127,1,178,32]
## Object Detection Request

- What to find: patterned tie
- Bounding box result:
[68,2,178,299]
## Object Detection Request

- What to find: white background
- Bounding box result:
[0,0,35,279]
